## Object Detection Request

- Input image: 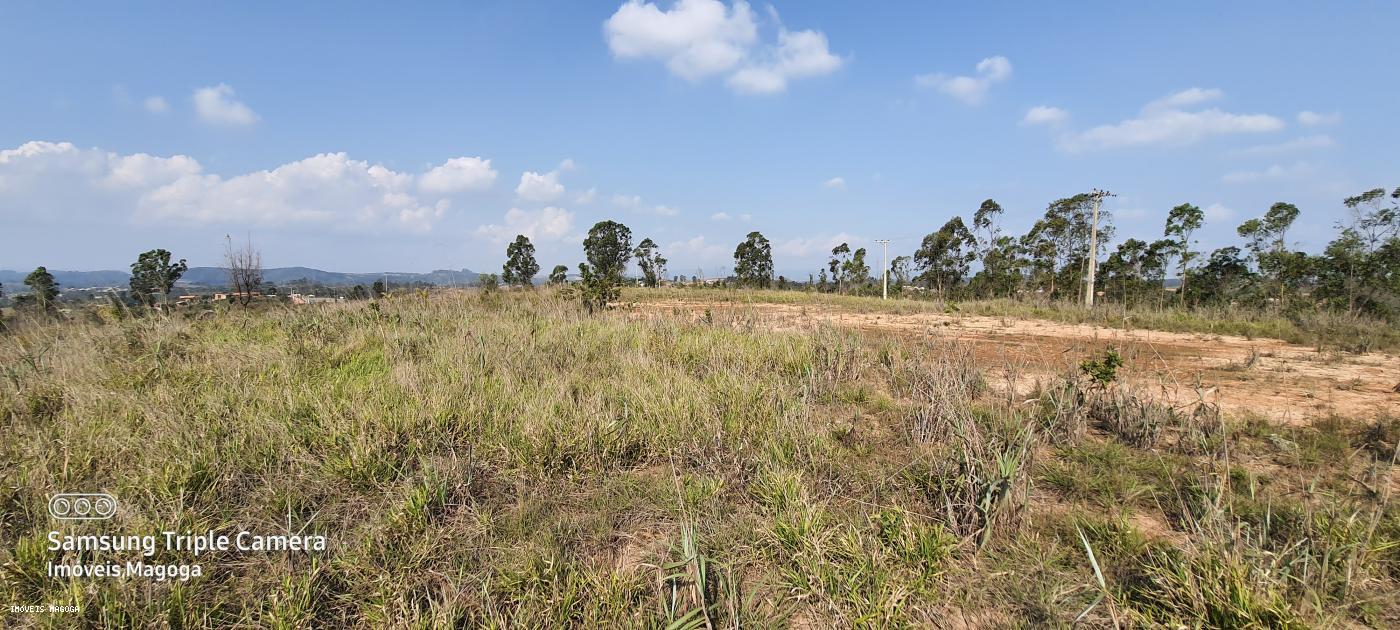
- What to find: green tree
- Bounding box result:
[371,279,386,298]
[733,231,774,288]
[890,255,911,291]
[129,248,189,305]
[1238,202,1301,306]
[1185,246,1255,306]
[915,217,977,294]
[843,248,870,292]
[972,199,1004,278]
[348,284,369,300]
[477,273,500,293]
[1102,238,1171,307]
[634,238,667,287]
[578,220,633,311]
[24,266,60,312]
[973,236,1025,298]
[502,234,540,287]
[1315,188,1399,315]
[827,243,851,293]
[1163,203,1204,300]
[582,220,633,279]
[549,264,569,285]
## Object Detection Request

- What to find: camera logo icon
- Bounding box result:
[49,493,117,520]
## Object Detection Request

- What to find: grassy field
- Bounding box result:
[2,289,1397,627]
[626,287,1400,353]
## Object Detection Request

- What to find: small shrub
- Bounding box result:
[1079,348,1124,386]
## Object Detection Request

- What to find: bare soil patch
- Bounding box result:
[627,299,1400,425]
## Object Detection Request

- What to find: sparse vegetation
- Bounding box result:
[2,288,1395,626]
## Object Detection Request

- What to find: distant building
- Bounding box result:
[212,291,262,301]
[288,293,342,305]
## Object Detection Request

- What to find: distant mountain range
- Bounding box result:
[0,267,480,290]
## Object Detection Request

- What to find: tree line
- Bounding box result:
[492,185,1397,319]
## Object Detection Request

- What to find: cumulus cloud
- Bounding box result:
[604,0,841,94]
[418,157,497,194]
[1221,162,1314,184]
[1229,134,1334,157]
[1057,88,1284,151]
[575,187,598,204]
[475,206,575,243]
[192,84,259,126]
[516,170,565,202]
[710,212,731,220]
[143,96,169,113]
[726,28,842,94]
[1022,105,1069,126]
[1297,110,1341,126]
[0,141,492,233]
[822,176,845,189]
[915,56,1011,105]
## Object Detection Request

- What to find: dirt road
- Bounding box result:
[628,298,1400,425]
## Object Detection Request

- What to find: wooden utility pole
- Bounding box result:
[875,239,890,299]
[1084,188,1115,308]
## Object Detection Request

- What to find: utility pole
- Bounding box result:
[1084,188,1115,308]
[874,239,890,299]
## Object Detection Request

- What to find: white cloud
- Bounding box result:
[822,176,845,189]
[605,0,757,80]
[0,141,490,234]
[516,170,565,202]
[1229,134,1334,157]
[612,193,643,208]
[1297,110,1341,126]
[192,84,259,126]
[475,206,575,243]
[558,158,577,171]
[666,235,728,260]
[1221,162,1314,184]
[726,28,842,94]
[605,0,841,94]
[1022,105,1069,126]
[710,212,731,220]
[914,56,1012,105]
[775,232,861,257]
[1144,87,1223,112]
[1204,203,1236,222]
[143,96,169,113]
[1057,88,1284,152]
[418,157,497,194]
[612,192,679,215]
[575,187,598,204]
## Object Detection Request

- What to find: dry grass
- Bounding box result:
[1,288,1396,627]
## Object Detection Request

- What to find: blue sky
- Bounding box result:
[2,1,1395,277]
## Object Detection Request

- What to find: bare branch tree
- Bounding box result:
[224,235,263,307]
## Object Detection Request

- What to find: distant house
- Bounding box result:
[212,292,263,301]
[288,293,341,305]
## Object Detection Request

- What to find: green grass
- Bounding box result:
[1,289,1396,627]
